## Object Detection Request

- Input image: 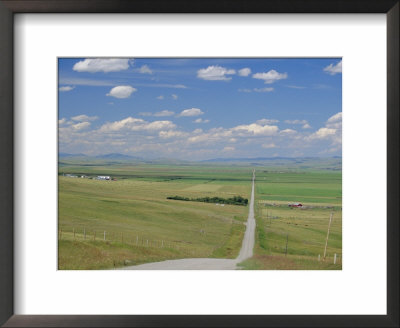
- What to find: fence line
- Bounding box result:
[58,227,205,257]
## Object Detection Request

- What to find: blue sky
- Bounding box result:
[58,58,342,160]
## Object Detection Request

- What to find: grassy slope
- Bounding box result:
[58,165,250,269]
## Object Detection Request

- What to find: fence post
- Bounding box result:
[59,229,62,240]
[136,236,138,245]
[318,254,320,262]
[334,253,337,264]
[323,212,333,260]
[104,231,106,241]
[94,231,96,241]
[73,228,75,240]
[146,239,148,247]
[84,228,86,240]
[162,240,164,248]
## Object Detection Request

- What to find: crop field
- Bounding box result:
[58,164,251,269]
[239,169,342,270]
[58,161,342,270]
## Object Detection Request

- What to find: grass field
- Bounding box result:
[58,160,342,270]
[239,169,342,270]
[58,164,251,269]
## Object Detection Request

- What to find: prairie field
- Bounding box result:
[58,164,251,269]
[58,161,342,270]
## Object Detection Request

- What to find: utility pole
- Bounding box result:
[285,234,288,256]
[323,212,333,260]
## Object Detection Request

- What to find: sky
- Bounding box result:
[58,58,342,160]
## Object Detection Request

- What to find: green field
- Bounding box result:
[239,169,342,270]
[58,160,342,270]
[58,164,251,269]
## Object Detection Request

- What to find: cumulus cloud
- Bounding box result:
[73,58,131,73]
[159,130,188,139]
[59,86,75,92]
[106,85,137,99]
[302,123,312,129]
[280,129,297,135]
[323,60,342,75]
[72,122,91,131]
[253,70,288,84]
[197,66,236,81]
[171,94,178,100]
[238,68,251,76]
[307,112,342,147]
[285,119,308,124]
[178,108,204,117]
[310,127,336,139]
[232,123,278,136]
[193,118,210,124]
[256,118,279,125]
[58,118,67,125]
[99,117,175,133]
[138,65,153,74]
[71,114,98,122]
[154,110,175,117]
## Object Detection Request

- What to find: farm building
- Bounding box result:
[96,176,111,180]
[288,202,303,208]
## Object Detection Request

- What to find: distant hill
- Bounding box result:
[95,153,141,160]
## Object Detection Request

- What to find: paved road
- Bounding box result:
[122,170,256,270]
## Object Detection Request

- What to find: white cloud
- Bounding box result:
[239,87,274,93]
[238,68,251,77]
[254,87,274,93]
[156,95,164,100]
[106,85,137,99]
[232,123,278,136]
[171,94,178,100]
[159,130,188,139]
[140,121,176,131]
[59,86,75,92]
[154,110,175,117]
[138,65,153,74]
[253,70,288,84]
[73,58,131,73]
[72,122,91,131]
[285,119,308,124]
[58,118,67,125]
[302,123,312,129]
[256,119,279,125]
[193,118,210,124]
[280,129,297,134]
[310,127,337,139]
[327,112,342,124]
[223,146,235,152]
[178,108,204,117]
[323,60,342,75]
[197,66,236,81]
[71,114,98,122]
[262,143,276,149]
[99,117,175,133]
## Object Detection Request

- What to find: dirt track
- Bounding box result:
[122,170,256,270]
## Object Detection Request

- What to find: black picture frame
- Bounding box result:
[0,1,398,327]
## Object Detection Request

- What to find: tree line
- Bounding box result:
[167,195,248,206]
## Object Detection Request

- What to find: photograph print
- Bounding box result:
[58,58,342,270]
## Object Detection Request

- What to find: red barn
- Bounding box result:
[288,203,303,208]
